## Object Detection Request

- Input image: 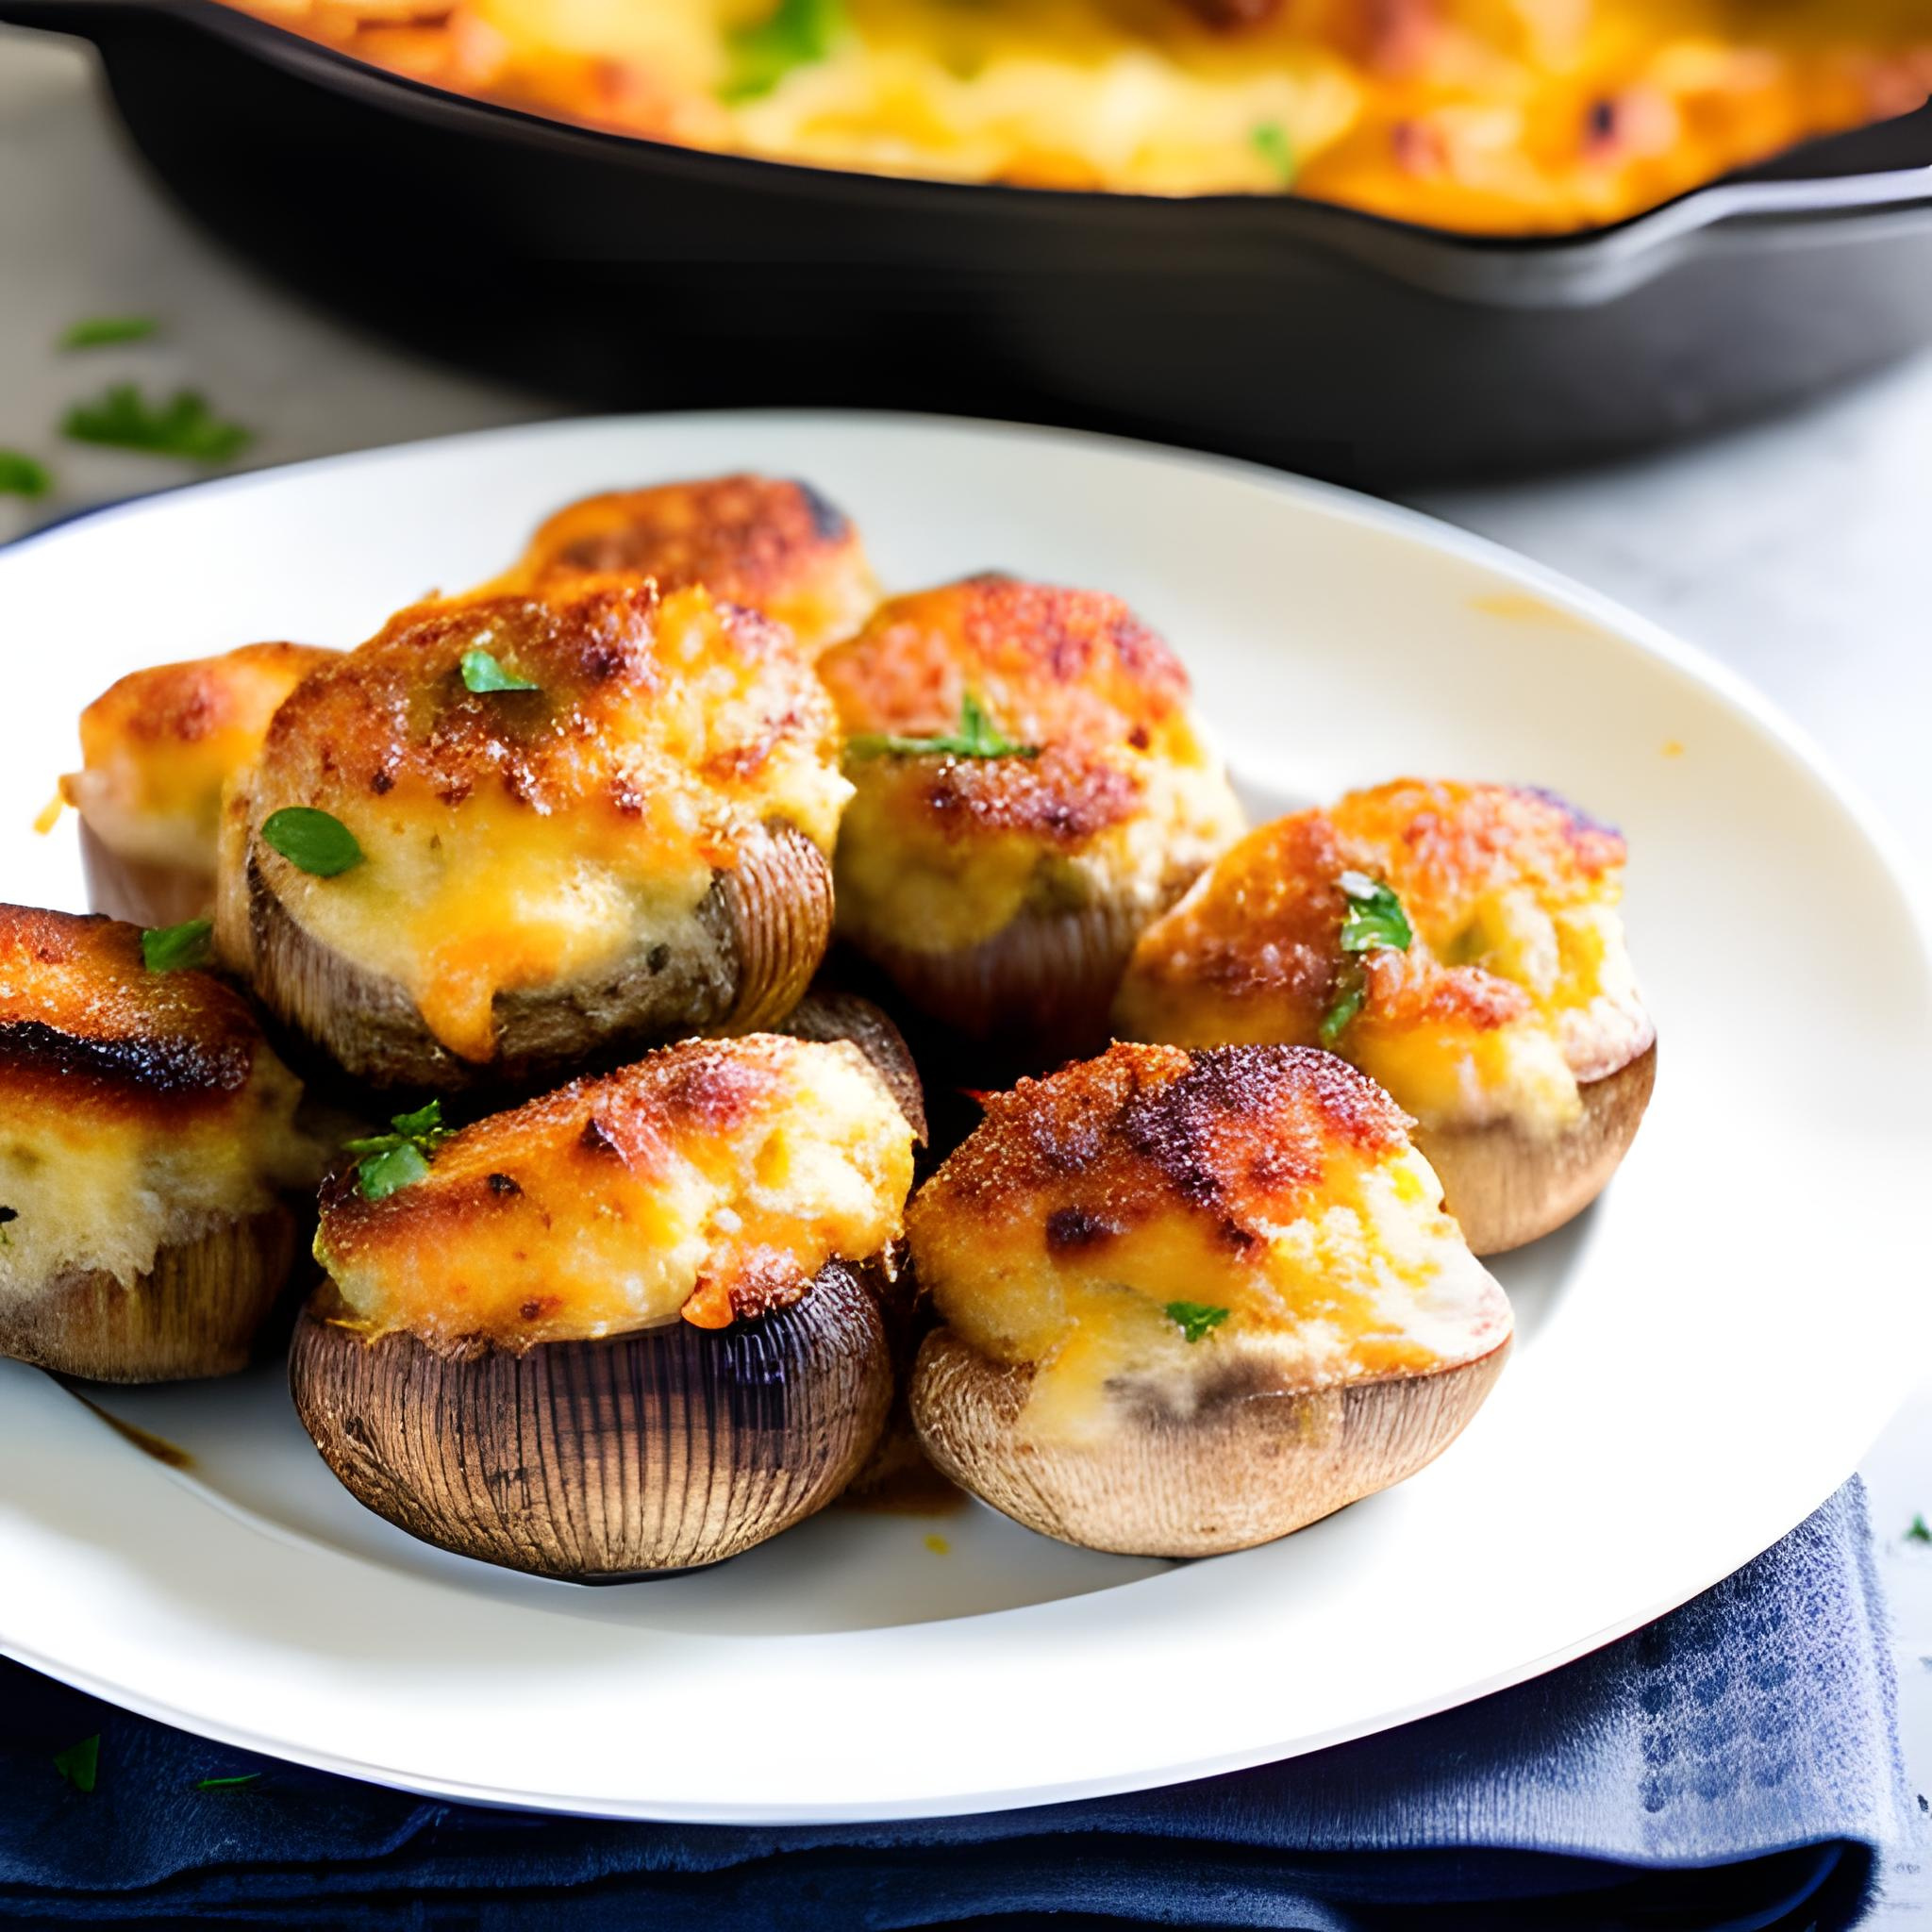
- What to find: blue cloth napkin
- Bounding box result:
[0,1480,1910,1930]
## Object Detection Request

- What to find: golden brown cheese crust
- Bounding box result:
[819,575,1192,850]
[1117,780,1624,1052]
[502,475,878,651]
[316,1033,915,1350]
[913,1041,1410,1259]
[0,905,262,1118]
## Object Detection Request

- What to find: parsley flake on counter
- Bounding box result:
[141,918,213,974]
[194,1773,262,1790]
[0,450,51,498]
[53,1735,100,1793]
[60,315,160,351]
[1908,1515,1932,1545]
[460,647,540,694]
[260,806,364,877]
[62,383,252,463]
[847,691,1041,761]
[721,0,844,101]
[1165,1301,1230,1345]
[346,1100,455,1201]
[1251,121,1298,185]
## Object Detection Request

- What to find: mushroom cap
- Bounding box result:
[0,1205,298,1384]
[911,1322,1510,1558]
[290,1257,895,1578]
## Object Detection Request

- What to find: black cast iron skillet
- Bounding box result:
[7,0,1932,483]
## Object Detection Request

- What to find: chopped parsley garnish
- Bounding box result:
[1319,872,1414,1049]
[721,0,844,101]
[1908,1515,1932,1545]
[1251,121,1298,185]
[141,917,213,974]
[346,1100,454,1201]
[60,315,160,351]
[62,384,251,463]
[194,1772,262,1790]
[0,450,51,499]
[53,1734,100,1793]
[260,806,364,877]
[847,691,1041,762]
[1165,1301,1230,1345]
[460,647,540,694]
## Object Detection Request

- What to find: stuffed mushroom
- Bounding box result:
[0,905,321,1382]
[1113,779,1656,1254]
[218,575,850,1091]
[908,1041,1510,1557]
[815,574,1244,1052]
[291,1028,919,1578]
[496,473,878,654]
[60,641,337,927]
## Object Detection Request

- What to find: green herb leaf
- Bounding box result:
[1251,121,1298,185]
[356,1141,430,1202]
[260,806,364,877]
[1337,871,1414,956]
[460,647,540,694]
[61,384,252,463]
[346,1100,454,1200]
[0,450,52,498]
[847,691,1041,762]
[1319,970,1366,1049]
[1908,1514,1932,1544]
[60,315,160,351]
[721,0,844,101]
[1164,1301,1230,1345]
[141,917,213,974]
[53,1734,100,1793]
[194,1772,262,1790]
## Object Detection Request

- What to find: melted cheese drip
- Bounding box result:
[319,1038,914,1349]
[0,1057,318,1300]
[921,1141,1507,1445]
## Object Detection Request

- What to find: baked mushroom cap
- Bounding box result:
[817,575,1244,1050]
[292,1031,917,1575]
[496,473,878,655]
[907,1041,1511,1557]
[0,905,320,1382]
[1114,780,1655,1254]
[62,641,337,926]
[220,576,849,1091]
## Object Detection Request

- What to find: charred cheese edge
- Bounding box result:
[1114,779,1650,1137]
[316,1033,915,1351]
[818,575,1244,954]
[0,907,318,1300]
[235,577,852,1062]
[907,1041,1507,1444]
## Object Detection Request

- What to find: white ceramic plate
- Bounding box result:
[2,412,1928,1824]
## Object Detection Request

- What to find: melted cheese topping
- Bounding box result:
[819,575,1243,954]
[0,907,319,1299]
[492,474,879,654]
[62,642,336,871]
[908,1041,1507,1442]
[229,0,1929,230]
[1114,779,1651,1134]
[240,577,851,1061]
[317,1033,915,1350]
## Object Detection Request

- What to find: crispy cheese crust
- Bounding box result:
[497,475,878,653]
[818,575,1243,957]
[316,1033,915,1352]
[63,641,337,871]
[229,575,850,1062]
[1114,779,1651,1133]
[0,907,315,1297]
[908,1041,1507,1440]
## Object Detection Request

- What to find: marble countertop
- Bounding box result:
[5,21,1930,1912]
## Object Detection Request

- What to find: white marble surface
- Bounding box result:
[4,20,1931,1913]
